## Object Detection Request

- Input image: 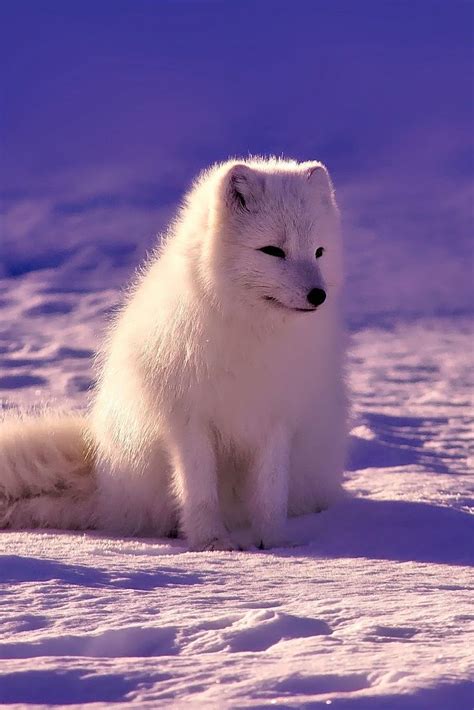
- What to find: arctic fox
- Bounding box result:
[0,157,347,551]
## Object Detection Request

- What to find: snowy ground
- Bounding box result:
[0,268,472,708]
[1,1,473,705]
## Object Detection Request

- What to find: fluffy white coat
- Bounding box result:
[0,157,347,551]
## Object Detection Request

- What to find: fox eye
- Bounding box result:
[258,246,286,259]
[315,247,325,259]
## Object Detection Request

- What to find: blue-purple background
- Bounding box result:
[1,0,473,323]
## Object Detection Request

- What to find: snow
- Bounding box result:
[1,2,473,706]
[0,269,472,707]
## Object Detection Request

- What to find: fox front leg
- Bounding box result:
[247,428,290,550]
[169,421,238,552]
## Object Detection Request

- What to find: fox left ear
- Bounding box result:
[224,164,265,213]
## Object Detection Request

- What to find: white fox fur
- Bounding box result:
[0,157,347,550]
[0,413,95,530]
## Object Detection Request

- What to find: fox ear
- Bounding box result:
[306,163,334,207]
[224,164,265,213]
[306,163,331,190]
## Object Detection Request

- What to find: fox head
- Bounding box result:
[195,158,342,318]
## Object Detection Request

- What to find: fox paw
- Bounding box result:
[191,535,241,552]
[254,527,288,550]
[257,538,296,550]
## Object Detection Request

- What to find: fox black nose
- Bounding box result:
[307,288,326,307]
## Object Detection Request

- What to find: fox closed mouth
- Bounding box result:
[264,296,317,312]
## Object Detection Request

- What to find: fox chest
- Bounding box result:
[196,356,305,446]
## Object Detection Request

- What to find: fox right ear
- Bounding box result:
[306,162,335,208]
[224,164,265,213]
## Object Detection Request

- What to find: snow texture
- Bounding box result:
[1,1,473,707]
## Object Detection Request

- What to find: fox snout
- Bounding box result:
[307,288,326,307]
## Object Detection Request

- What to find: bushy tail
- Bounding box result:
[0,413,96,530]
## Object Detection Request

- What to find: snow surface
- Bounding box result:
[0,268,472,708]
[1,2,473,706]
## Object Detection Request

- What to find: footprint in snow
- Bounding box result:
[184,610,332,654]
[269,672,371,696]
[365,625,418,642]
[0,625,178,659]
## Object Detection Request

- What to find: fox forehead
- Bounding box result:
[253,176,334,246]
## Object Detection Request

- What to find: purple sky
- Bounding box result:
[1,0,473,320]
